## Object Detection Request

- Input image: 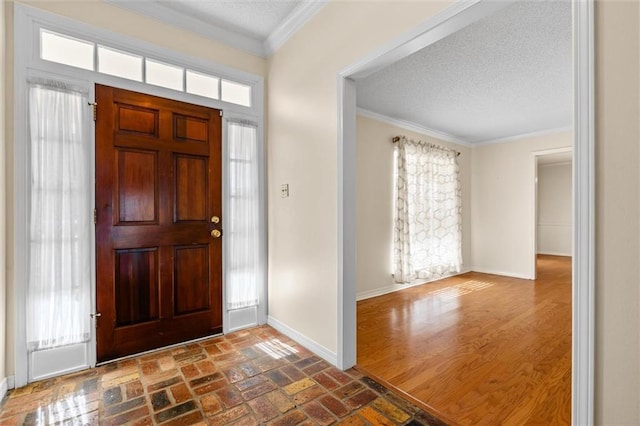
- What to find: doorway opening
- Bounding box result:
[337,0,594,423]
[534,147,574,279]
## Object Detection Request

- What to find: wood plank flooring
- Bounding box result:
[357,255,572,426]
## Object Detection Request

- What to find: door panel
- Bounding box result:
[174,114,209,142]
[174,245,210,315]
[117,104,159,136]
[96,84,222,362]
[174,155,208,221]
[115,248,159,326]
[116,149,158,224]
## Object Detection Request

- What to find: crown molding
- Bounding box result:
[538,160,572,167]
[106,0,266,57]
[473,125,574,146]
[264,0,328,55]
[357,108,573,148]
[107,0,328,58]
[356,108,472,147]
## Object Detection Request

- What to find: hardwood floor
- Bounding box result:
[357,255,572,426]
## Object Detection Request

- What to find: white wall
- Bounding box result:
[537,162,572,256]
[470,132,572,279]
[355,114,471,300]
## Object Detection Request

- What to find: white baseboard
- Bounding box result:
[0,377,8,401]
[8,375,15,390]
[537,251,572,257]
[267,316,337,366]
[471,267,532,280]
[356,269,472,301]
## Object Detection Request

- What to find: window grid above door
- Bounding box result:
[40,29,253,107]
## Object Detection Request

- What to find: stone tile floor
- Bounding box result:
[0,326,447,425]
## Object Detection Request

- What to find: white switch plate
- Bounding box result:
[281,184,289,198]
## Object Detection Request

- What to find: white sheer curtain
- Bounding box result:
[227,121,260,310]
[393,136,462,283]
[27,81,91,350]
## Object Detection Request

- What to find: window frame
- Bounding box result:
[27,8,262,113]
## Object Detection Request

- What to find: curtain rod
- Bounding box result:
[392,136,461,157]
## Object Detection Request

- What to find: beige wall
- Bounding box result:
[470,132,572,278]
[595,1,640,423]
[1,0,7,390]
[355,115,570,296]
[267,0,451,355]
[355,114,471,299]
[3,0,266,378]
[537,162,572,256]
[270,1,640,422]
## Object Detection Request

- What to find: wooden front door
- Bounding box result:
[95,85,222,362]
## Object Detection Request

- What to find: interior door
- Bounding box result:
[95,84,222,362]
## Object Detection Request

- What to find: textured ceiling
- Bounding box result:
[157,0,301,40]
[356,0,573,144]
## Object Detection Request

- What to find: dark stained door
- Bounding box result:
[95,85,222,362]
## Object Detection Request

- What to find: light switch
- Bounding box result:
[281,184,289,198]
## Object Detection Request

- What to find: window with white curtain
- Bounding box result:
[27,82,91,350]
[393,136,462,283]
[226,121,260,310]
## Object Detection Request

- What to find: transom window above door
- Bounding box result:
[40,29,253,107]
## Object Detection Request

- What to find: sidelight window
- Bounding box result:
[27,81,92,351]
[226,121,260,310]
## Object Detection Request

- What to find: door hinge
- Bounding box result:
[93,208,97,224]
[88,102,97,121]
[219,110,223,117]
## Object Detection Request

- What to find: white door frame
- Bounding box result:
[337,0,594,424]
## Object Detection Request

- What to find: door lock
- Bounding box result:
[211,229,222,238]
[90,312,101,329]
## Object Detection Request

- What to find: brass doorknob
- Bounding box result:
[211,229,221,238]
[211,216,220,224]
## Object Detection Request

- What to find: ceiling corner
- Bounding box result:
[106,0,268,58]
[264,0,329,56]
[356,108,473,147]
